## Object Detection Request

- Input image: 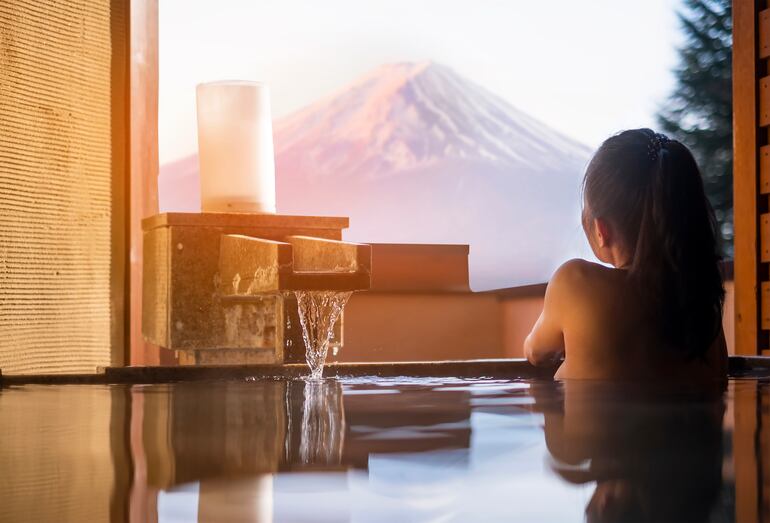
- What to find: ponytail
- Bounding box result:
[584,129,724,358]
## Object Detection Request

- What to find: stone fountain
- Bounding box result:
[142,212,371,368]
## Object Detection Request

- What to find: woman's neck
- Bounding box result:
[609,249,632,269]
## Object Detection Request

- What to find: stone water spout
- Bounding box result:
[142,212,371,370]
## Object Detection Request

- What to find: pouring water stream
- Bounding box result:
[294,291,352,380]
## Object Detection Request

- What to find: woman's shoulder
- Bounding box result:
[545,259,625,308]
[550,258,617,288]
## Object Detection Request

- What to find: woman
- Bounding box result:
[524,129,727,380]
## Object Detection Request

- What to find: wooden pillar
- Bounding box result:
[130,0,160,365]
[733,3,770,521]
[734,0,765,355]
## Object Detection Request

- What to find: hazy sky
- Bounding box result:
[159,0,683,165]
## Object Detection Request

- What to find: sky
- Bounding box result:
[158,0,684,165]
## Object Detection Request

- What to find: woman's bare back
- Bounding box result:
[525,259,727,382]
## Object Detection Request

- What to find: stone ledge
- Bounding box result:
[142,212,349,231]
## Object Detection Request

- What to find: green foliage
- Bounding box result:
[658,0,733,255]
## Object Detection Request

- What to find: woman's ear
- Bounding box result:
[594,218,612,248]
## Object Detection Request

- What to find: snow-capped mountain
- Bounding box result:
[275,61,588,181]
[160,61,593,289]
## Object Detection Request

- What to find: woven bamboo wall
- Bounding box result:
[0,1,128,373]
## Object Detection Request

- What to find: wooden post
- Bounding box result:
[130,0,160,365]
[734,0,762,355]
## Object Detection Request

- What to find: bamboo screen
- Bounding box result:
[0,1,128,373]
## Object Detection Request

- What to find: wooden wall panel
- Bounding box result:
[0,0,129,373]
[761,76,770,127]
[762,281,770,329]
[761,9,770,58]
[761,145,770,193]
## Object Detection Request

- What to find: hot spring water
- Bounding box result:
[294,290,352,379]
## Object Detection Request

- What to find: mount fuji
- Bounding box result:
[160,62,593,290]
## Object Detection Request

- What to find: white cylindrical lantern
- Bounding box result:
[196,81,276,213]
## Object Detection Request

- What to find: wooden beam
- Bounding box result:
[111,0,131,368]
[733,0,760,355]
[130,0,160,365]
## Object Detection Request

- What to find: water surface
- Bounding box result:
[1,376,766,522]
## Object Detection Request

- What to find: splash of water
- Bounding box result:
[294,290,352,380]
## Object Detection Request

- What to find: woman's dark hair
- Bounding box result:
[582,128,724,359]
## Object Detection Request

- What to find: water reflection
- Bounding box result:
[0,385,128,523]
[138,378,472,486]
[290,379,345,466]
[1,378,767,522]
[532,382,726,523]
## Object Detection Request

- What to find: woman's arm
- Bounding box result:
[524,261,577,366]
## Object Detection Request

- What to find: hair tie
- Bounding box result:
[647,132,670,161]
